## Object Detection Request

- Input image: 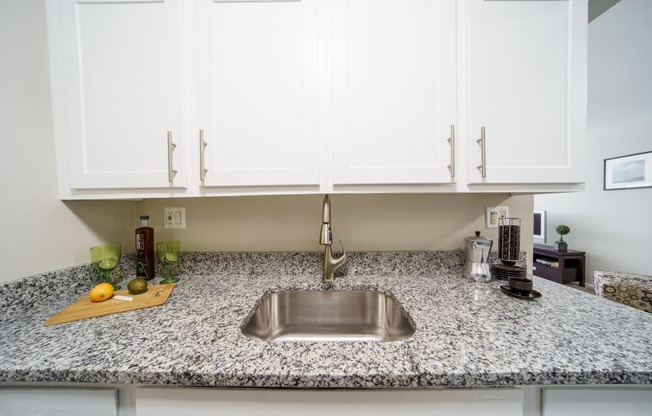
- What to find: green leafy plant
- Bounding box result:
[555,224,571,243]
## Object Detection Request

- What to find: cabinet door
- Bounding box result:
[332,0,457,185]
[137,387,523,416]
[197,0,320,188]
[543,387,652,416]
[467,0,587,184]
[52,0,186,190]
[0,388,117,416]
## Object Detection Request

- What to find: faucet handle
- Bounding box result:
[334,240,346,259]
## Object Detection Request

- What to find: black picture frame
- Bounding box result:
[604,151,652,191]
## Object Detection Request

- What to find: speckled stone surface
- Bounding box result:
[0,251,650,388]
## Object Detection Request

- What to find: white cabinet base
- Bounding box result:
[542,386,652,416]
[136,387,523,416]
[0,388,118,416]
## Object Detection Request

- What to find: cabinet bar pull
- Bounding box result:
[167,131,177,183]
[476,126,486,178]
[199,129,207,182]
[447,124,456,179]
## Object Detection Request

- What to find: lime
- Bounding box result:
[164,252,178,263]
[127,278,148,295]
[98,259,117,270]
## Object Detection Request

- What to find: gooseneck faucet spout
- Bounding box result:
[319,195,346,284]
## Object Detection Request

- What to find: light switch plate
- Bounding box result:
[485,206,509,229]
[164,207,186,229]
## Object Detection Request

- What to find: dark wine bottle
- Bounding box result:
[135,215,155,279]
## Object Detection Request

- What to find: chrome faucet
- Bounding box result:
[319,195,346,284]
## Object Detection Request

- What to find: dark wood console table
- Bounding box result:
[532,244,586,287]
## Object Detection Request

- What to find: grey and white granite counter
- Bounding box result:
[0,252,651,388]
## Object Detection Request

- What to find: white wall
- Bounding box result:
[535,0,652,283]
[0,0,135,282]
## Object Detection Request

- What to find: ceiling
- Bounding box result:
[589,0,622,22]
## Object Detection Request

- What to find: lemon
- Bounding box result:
[127,278,148,295]
[90,283,114,302]
[98,259,117,270]
[164,252,178,263]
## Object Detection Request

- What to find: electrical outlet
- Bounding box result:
[164,207,186,229]
[485,206,509,229]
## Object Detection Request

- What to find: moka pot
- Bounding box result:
[463,231,493,282]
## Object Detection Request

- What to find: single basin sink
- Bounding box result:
[241,290,415,342]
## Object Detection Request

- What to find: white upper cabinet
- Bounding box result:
[47,0,587,199]
[196,0,320,188]
[49,0,187,195]
[331,0,457,185]
[466,0,587,185]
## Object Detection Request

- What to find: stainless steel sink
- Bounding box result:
[241,290,415,342]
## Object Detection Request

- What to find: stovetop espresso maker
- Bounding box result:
[463,231,493,282]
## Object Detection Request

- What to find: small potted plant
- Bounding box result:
[554,225,570,252]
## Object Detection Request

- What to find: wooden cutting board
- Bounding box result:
[44,284,175,327]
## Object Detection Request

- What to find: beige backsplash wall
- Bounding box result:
[136,194,533,268]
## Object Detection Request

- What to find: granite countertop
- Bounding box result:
[0,251,651,388]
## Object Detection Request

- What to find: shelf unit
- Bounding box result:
[532,244,586,287]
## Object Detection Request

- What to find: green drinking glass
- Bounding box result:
[90,244,122,290]
[156,240,181,284]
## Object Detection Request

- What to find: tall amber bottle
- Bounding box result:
[135,215,155,279]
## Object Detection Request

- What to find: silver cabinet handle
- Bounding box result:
[476,126,486,178]
[199,129,207,182]
[447,124,456,179]
[167,131,177,183]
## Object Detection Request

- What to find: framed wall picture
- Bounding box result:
[604,151,652,190]
[533,210,546,244]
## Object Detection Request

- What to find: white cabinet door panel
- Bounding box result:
[467,0,587,184]
[543,387,652,416]
[197,0,320,187]
[332,0,457,185]
[57,0,186,189]
[0,388,117,416]
[136,387,523,416]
